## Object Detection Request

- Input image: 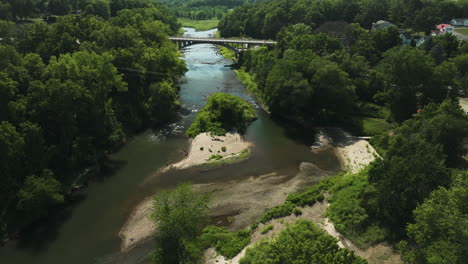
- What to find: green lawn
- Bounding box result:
[455,27,468,36]
[178,18,219,31]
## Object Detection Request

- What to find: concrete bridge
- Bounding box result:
[169,37,276,57]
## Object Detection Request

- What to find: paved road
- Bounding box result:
[169,37,276,45]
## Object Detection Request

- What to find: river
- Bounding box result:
[0,28,340,264]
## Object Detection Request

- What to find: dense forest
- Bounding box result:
[217,0,468,263]
[0,0,186,238]
[160,0,246,20]
[219,0,468,38]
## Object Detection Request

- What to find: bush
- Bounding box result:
[200,226,251,259]
[186,93,257,137]
[327,168,388,249]
[240,220,367,264]
[200,147,204,151]
[260,224,273,234]
[208,154,223,161]
[258,203,295,224]
[293,208,302,216]
[221,146,226,152]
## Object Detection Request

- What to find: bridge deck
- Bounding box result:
[169,37,276,45]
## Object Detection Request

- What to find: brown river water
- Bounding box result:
[0,28,341,264]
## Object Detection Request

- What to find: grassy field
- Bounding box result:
[179,18,219,31]
[455,27,468,35]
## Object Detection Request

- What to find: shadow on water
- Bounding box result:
[15,194,86,253]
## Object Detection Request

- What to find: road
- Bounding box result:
[453,30,468,42]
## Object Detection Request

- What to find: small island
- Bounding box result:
[170,93,257,170]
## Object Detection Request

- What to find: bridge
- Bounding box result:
[169,37,276,57]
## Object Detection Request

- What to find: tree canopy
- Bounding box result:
[186,93,257,137]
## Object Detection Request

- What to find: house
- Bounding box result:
[451,19,468,27]
[400,32,426,47]
[432,24,454,36]
[372,20,396,31]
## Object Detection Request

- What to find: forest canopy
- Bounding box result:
[0,1,186,238]
[186,93,257,137]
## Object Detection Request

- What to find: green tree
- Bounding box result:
[48,0,72,15]
[151,183,211,264]
[405,170,468,264]
[85,0,111,20]
[376,46,434,122]
[16,169,64,220]
[368,135,450,234]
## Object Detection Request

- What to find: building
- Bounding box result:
[371,20,396,31]
[451,19,468,27]
[432,24,454,36]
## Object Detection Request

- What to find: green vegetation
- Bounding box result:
[219,0,467,39]
[200,226,251,259]
[455,27,468,36]
[402,170,468,264]
[179,18,219,31]
[327,168,390,249]
[240,220,367,264]
[219,45,236,60]
[160,0,244,21]
[151,184,211,264]
[203,148,251,167]
[186,93,257,137]
[221,146,226,152]
[327,100,468,253]
[0,3,185,238]
[348,117,393,136]
[207,154,223,161]
[260,224,273,234]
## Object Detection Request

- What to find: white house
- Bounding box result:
[451,19,468,27]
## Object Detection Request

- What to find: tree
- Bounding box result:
[376,46,434,122]
[16,169,64,220]
[151,184,211,264]
[368,135,450,234]
[48,0,72,15]
[84,0,111,20]
[405,170,468,264]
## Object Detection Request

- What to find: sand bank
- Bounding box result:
[163,132,252,171]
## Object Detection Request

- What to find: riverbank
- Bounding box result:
[118,128,378,253]
[203,129,398,264]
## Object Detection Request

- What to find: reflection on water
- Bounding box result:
[0,28,340,264]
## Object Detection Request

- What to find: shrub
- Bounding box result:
[200,226,251,259]
[260,224,273,234]
[208,154,223,161]
[258,203,294,224]
[240,220,367,264]
[200,147,204,151]
[293,208,302,216]
[221,146,227,152]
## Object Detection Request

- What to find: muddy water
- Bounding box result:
[0,28,340,264]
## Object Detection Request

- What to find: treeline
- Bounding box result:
[0,0,165,20]
[240,23,467,124]
[219,0,468,39]
[160,0,246,20]
[0,3,185,238]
